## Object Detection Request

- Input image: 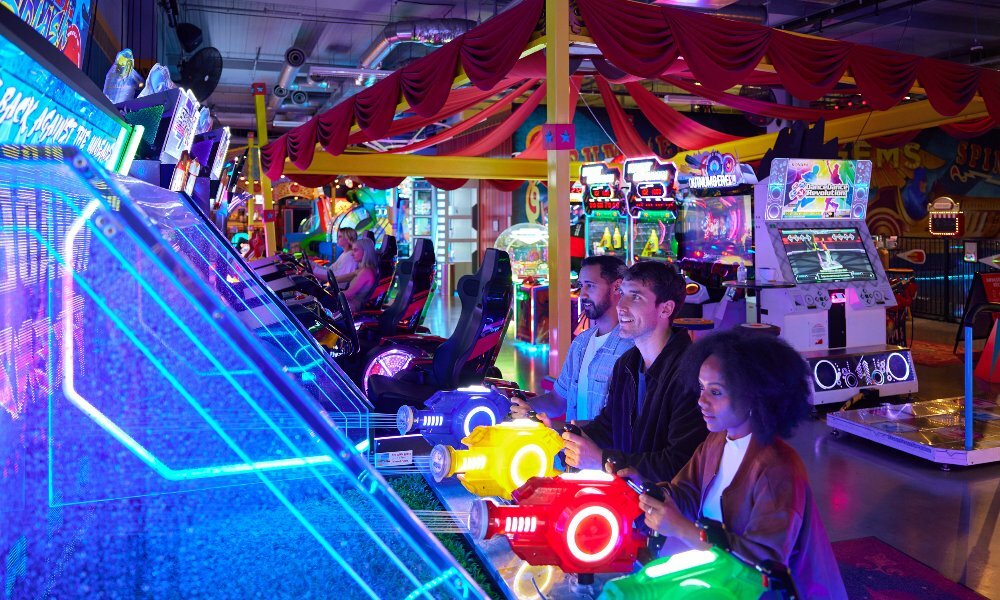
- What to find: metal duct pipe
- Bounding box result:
[688,5,766,23]
[308,65,393,80]
[268,47,307,111]
[359,19,476,69]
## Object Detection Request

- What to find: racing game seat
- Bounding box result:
[363,235,398,310]
[355,237,436,336]
[364,248,513,414]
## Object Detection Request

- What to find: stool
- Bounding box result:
[739,322,781,336]
[674,317,715,341]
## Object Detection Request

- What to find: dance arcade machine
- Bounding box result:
[754,158,917,406]
[495,223,550,344]
[580,162,630,261]
[623,157,679,262]
[827,274,1000,468]
[676,151,757,328]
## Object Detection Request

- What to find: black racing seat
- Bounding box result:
[357,237,436,336]
[363,235,398,310]
[365,248,513,413]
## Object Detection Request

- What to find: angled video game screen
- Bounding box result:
[679,193,753,265]
[0,146,479,599]
[779,227,877,284]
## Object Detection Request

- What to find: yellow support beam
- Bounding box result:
[284,152,583,180]
[546,0,572,378]
[674,98,990,165]
[252,83,278,256]
[283,100,985,182]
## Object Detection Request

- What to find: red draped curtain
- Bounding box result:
[262,0,1000,182]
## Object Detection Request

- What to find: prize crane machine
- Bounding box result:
[754,158,917,406]
[623,157,679,263]
[580,162,630,262]
[495,223,550,345]
[676,151,757,329]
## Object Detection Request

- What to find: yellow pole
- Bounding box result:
[252,82,278,256]
[545,0,571,378]
[246,132,256,228]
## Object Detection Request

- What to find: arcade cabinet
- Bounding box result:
[623,157,679,262]
[676,151,757,329]
[753,158,917,405]
[580,162,630,263]
[0,144,481,599]
[495,223,550,345]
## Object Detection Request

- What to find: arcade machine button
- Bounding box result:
[429,445,452,483]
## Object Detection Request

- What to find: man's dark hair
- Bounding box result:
[681,329,812,443]
[623,260,686,315]
[580,255,627,285]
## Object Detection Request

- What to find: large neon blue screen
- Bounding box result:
[0,145,479,599]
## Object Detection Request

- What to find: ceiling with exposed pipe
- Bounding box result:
[159,0,1000,145]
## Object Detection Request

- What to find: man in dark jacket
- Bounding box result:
[563,261,707,482]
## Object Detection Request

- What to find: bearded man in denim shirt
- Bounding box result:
[510,255,633,427]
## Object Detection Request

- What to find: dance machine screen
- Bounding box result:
[779,159,860,220]
[779,227,877,284]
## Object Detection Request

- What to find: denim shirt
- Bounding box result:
[554,324,634,421]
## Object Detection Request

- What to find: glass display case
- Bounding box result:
[495,223,550,344]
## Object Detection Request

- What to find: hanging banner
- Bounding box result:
[2,0,94,68]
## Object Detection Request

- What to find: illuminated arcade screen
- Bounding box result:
[679,194,753,264]
[778,159,863,220]
[779,227,877,284]
[0,146,477,599]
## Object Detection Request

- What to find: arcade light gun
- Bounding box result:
[605,456,668,565]
[429,420,563,500]
[396,386,513,447]
[599,519,801,600]
[468,471,646,579]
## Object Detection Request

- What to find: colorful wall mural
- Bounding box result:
[843,128,1000,239]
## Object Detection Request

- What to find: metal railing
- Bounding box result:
[889,237,1000,322]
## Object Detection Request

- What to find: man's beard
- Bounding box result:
[581,298,609,319]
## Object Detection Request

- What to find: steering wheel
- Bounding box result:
[331,287,360,358]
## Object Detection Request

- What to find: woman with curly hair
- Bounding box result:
[638,329,847,599]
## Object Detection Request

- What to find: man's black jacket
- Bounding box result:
[582,329,708,482]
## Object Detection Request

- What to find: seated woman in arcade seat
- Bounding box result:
[341,237,379,313]
[637,330,847,600]
[312,227,359,283]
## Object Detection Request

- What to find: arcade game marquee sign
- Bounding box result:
[0,23,131,171]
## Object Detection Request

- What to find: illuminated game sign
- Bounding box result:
[162,88,199,163]
[4,0,94,68]
[779,227,877,284]
[580,162,624,213]
[687,150,755,190]
[928,197,964,237]
[623,157,677,215]
[766,158,872,221]
[210,126,231,180]
[0,33,128,170]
